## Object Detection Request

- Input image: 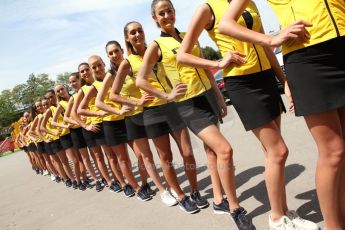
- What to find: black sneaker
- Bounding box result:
[35,169,40,174]
[72,181,78,190]
[65,179,72,188]
[191,191,209,209]
[123,184,135,198]
[86,177,93,183]
[213,198,230,215]
[83,180,93,189]
[143,183,156,197]
[95,181,104,192]
[55,176,61,183]
[78,182,86,191]
[101,177,107,186]
[137,186,152,202]
[230,207,255,230]
[178,196,199,214]
[109,181,123,193]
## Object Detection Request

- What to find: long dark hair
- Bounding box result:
[105,40,123,75]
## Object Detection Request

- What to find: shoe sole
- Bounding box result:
[125,193,135,198]
[178,205,200,214]
[213,210,230,215]
[161,200,178,207]
[137,196,152,202]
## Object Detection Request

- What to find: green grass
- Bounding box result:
[0,149,21,158]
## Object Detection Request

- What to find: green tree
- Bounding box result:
[201,46,221,60]
[21,73,55,107]
[56,72,71,86]
[0,90,20,128]
[11,83,26,110]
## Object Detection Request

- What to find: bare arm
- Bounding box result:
[40,109,58,136]
[51,105,69,129]
[137,42,186,102]
[95,73,128,115]
[71,90,87,128]
[63,97,80,126]
[177,4,245,69]
[218,0,311,47]
[77,86,106,117]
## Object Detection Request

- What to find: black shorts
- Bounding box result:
[59,133,73,150]
[82,123,106,148]
[176,89,219,134]
[44,142,54,155]
[70,127,87,149]
[103,119,128,146]
[37,142,46,154]
[143,102,186,139]
[284,36,345,116]
[225,69,285,131]
[28,142,37,152]
[125,113,147,141]
[50,139,63,153]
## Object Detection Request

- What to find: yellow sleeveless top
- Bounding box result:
[50,105,69,137]
[45,107,59,141]
[81,84,103,124]
[207,0,271,76]
[93,79,124,122]
[155,30,211,102]
[127,54,171,108]
[268,0,345,55]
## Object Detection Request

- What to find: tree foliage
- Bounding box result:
[201,46,222,61]
[0,90,20,128]
[56,72,71,86]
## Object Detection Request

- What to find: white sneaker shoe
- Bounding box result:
[43,170,49,176]
[269,215,300,230]
[169,187,178,199]
[286,210,319,230]
[160,190,178,207]
[50,174,56,181]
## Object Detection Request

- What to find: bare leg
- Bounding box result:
[304,109,345,229]
[89,146,112,184]
[152,134,185,200]
[56,150,75,181]
[65,148,81,183]
[171,128,198,192]
[78,147,98,181]
[102,144,125,186]
[128,141,148,185]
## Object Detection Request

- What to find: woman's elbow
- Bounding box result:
[136,78,143,88]
[218,20,228,35]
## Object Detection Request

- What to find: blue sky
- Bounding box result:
[0,0,280,92]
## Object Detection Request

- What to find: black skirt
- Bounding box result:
[82,123,106,148]
[70,127,87,149]
[175,89,219,134]
[143,102,186,139]
[125,113,147,141]
[224,69,285,131]
[37,142,46,154]
[284,36,345,116]
[44,142,54,155]
[103,119,128,147]
[59,133,73,150]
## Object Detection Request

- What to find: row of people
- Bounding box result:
[16,0,345,229]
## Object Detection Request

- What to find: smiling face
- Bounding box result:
[88,56,106,81]
[125,22,146,51]
[41,99,50,111]
[69,74,81,90]
[152,0,175,31]
[45,91,56,106]
[78,64,93,84]
[34,101,43,113]
[106,43,124,66]
[23,112,30,122]
[54,84,69,100]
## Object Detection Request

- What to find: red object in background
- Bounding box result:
[0,138,15,155]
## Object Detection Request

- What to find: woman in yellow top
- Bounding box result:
[219,1,345,229]
[103,24,180,206]
[73,62,122,192]
[30,99,56,177]
[51,83,90,191]
[40,90,75,188]
[86,54,151,201]
[96,41,153,199]
[137,0,250,224]
[177,0,318,229]
[63,72,99,187]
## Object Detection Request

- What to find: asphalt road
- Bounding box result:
[0,98,324,230]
